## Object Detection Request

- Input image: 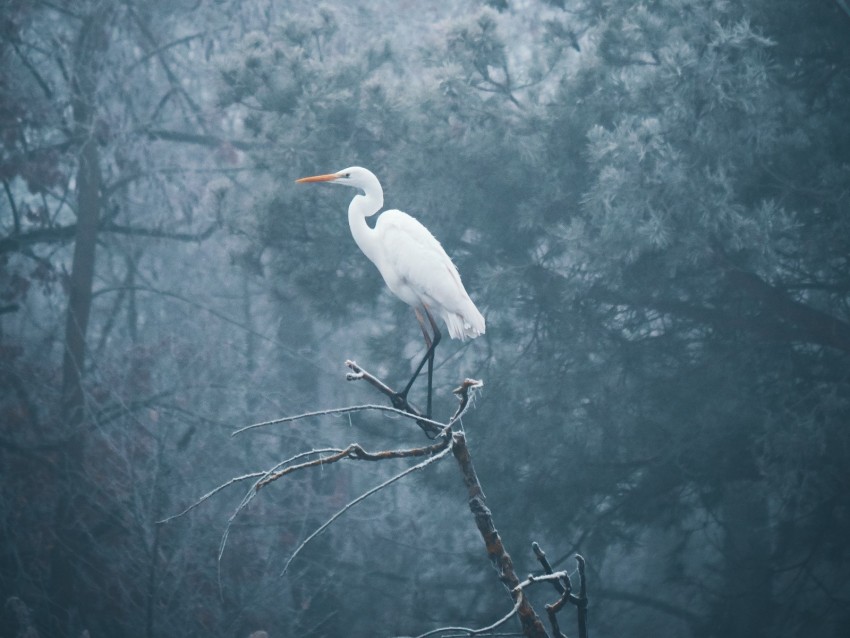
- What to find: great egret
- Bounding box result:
[296,166,485,417]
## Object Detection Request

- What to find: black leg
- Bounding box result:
[397,307,441,418]
[398,333,435,400]
[424,309,441,419]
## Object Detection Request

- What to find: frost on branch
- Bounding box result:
[162,360,588,638]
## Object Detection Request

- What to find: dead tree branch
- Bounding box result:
[231,403,446,437]
[345,360,481,437]
[281,443,454,575]
[216,390,459,572]
[174,358,590,638]
[158,448,345,524]
[345,359,443,436]
[531,543,589,638]
[410,594,524,638]
[451,431,549,638]
[256,438,451,489]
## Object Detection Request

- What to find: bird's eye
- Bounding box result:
[343,172,351,178]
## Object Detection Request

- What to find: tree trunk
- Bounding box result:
[49,10,109,637]
[59,132,101,427]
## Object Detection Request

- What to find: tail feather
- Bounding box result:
[443,304,485,341]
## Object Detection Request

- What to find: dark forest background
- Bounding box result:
[2,0,849,636]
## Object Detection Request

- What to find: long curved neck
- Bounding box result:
[348,187,383,265]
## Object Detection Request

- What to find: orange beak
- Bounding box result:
[295,173,339,184]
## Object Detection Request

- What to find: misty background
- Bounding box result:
[1,0,849,636]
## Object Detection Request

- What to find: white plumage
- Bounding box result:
[372,209,484,339]
[296,165,484,417]
[295,166,485,340]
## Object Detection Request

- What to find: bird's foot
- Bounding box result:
[391,391,410,412]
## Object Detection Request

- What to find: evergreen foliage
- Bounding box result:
[1,0,849,636]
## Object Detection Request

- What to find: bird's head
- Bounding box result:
[295,166,380,195]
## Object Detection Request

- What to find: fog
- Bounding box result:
[1,1,849,636]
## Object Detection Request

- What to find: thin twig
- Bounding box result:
[449,378,484,424]
[217,449,344,560]
[232,404,446,437]
[345,360,439,436]
[281,443,453,575]
[157,470,266,524]
[411,594,524,638]
[513,571,571,593]
[214,373,482,573]
[345,359,399,397]
[532,541,570,595]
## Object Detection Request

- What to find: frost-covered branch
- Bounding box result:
[281,443,454,575]
[231,403,446,437]
[407,594,523,638]
[159,448,344,524]
[344,359,443,436]
[256,438,451,489]
[172,359,590,638]
[345,360,482,437]
[530,544,589,638]
[451,430,548,638]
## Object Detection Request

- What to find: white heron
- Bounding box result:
[296,166,485,417]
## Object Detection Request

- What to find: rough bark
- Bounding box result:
[452,431,549,638]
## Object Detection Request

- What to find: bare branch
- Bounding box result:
[525,549,588,638]
[232,403,446,437]
[255,438,449,489]
[196,361,510,635]
[160,448,345,525]
[0,224,77,255]
[452,431,549,638]
[449,378,484,424]
[575,554,588,638]
[532,542,569,595]
[143,127,262,151]
[532,542,572,638]
[128,7,208,131]
[345,359,438,435]
[127,32,206,73]
[157,471,266,524]
[410,594,524,638]
[3,180,21,235]
[103,221,219,242]
[217,448,348,564]
[0,219,217,256]
[281,443,453,574]
[513,572,571,593]
[345,359,401,395]
[545,600,568,638]
[345,360,482,437]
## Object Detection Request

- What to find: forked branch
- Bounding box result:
[532,543,589,638]
[451,430,549,638]
[256,438,450,488]
[166,359,591,638]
